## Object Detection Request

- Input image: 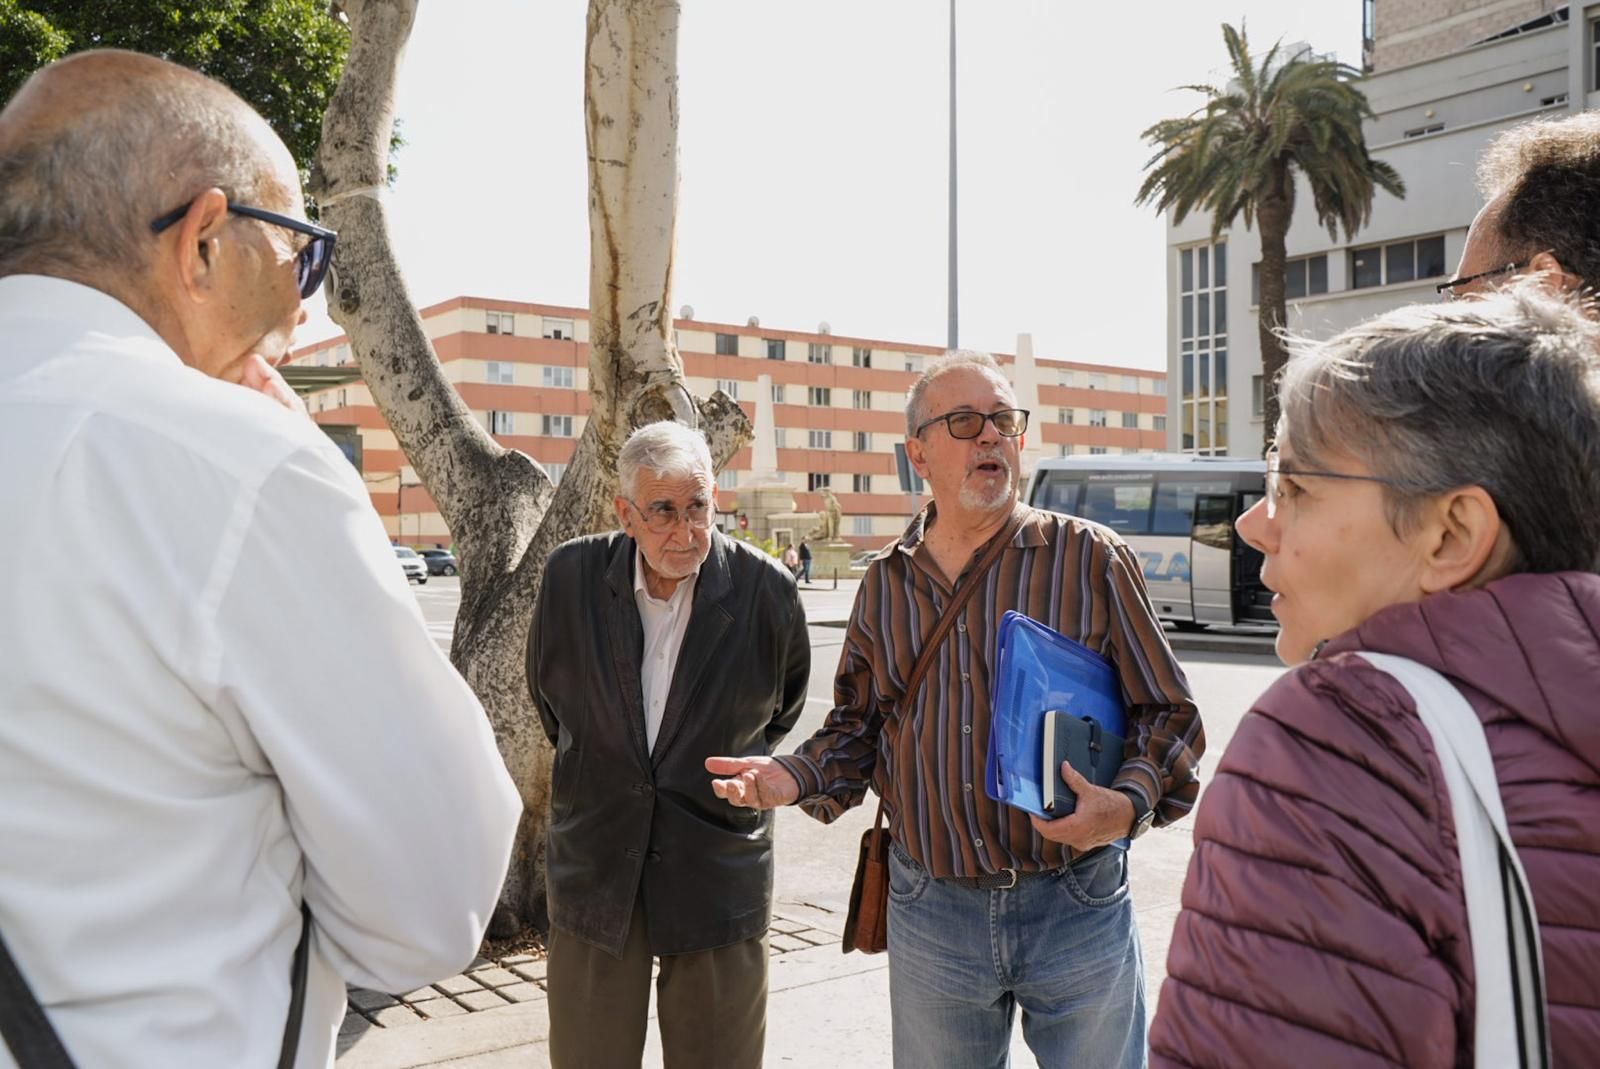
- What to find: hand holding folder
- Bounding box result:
[985,611,1129,822]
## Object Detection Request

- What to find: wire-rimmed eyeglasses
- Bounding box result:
[150,201,337,300]
[1435,261,1526,299]
[628,499,714,533]
[1265,450,1402,519]
[914,408,1030,440]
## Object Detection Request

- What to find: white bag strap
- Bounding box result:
[1359,652,1550,1069]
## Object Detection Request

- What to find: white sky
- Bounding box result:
[300,2,1362,371]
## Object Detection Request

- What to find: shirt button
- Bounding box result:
[974,838,984,848]
[957,621,967,633]
[963,783,972,792]
[961,672,970,682]
[962,725,972,735]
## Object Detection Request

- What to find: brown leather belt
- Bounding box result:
[940,866,1059,891]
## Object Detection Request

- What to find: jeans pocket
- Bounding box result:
[887,841,930,903]
[1060,845,1129,908]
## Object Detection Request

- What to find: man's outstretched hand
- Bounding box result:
[706,756,800,810]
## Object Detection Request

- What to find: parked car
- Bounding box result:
[394,546,428,584]
[419,548,458,576]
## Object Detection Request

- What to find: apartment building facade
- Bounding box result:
[293,298,1168,549]
[1169,1,1598,457]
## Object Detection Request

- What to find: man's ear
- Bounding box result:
[165,189,230,305]
[905,435,929,479]
[613,495,633,535]
[1418,486,1509,594]
[1527,250,1584,295]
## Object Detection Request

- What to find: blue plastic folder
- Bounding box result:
[985,611,1128,820]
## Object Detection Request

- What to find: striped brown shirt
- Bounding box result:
[776,503,1204,878]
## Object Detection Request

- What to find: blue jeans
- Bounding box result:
[886,840,1145,1069]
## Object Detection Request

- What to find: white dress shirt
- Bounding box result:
[0,276,521,1068]
[632,549,699,752]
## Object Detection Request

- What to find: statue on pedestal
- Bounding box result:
[810,487,843,543]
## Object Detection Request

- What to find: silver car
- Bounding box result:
[394,546,428,584]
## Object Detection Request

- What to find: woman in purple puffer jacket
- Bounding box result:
[1149,284,1600,1068]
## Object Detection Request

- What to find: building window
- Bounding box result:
[1178,242,1228,455]
[1122,376,1137,392]
[1089,409,1107,428]
[541,366,574,389]
[771,384,786,404]
[808,387,831,406]
[1088,373,1107,390]
[1251,375,1264,417]
[1059,444,1074,457]
[807,473,831,491]
[715,332,738,355]
[852,516,873,536]
[775,428,788,448]
[852,347,872,368]
[765,338,786,361]
[1089,446,1108,455]
[717,469,739,491]
[808,430,833,449]
[541,316,574,340]
[903,354,922,374]
[853,431,870,451]
[1153,379,1167,396]
[852,473,871,493]
[487,312,515,335]
[1153,415,1167,432]
[1058,407,1073,425]
[1351,235,1446,289]
[1121,412,1138,429]
[1058,369,1075,387]
[488,410,514,435]
[542,414,574,437]
[1252,253,1329,303]
[852,389,871,409]
[487,361,514,385]
[1541,92,1568,107]
[1593,19,1599,92]
[545,462,567,484]
[1402,123,1444,139]
[715,378,739,399]
[808,343,831,364]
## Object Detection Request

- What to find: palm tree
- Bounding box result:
[1136,23,1404,448]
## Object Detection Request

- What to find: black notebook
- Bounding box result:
[1041,709,1126,815]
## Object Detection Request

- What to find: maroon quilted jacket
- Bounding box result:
[1150,571,1600,1068]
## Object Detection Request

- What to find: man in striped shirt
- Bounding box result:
[710,351,1203,1067]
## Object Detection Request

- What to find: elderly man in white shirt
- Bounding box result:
[0,51,520,1068]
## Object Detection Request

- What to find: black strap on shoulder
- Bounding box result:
[0,927,77,1068]
[0,905,312,1069]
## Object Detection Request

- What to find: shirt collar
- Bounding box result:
[0,274,180,369]
[896,499,1044,556]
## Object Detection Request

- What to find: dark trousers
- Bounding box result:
[547,898,768,1068]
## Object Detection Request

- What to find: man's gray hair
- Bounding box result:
[618,420,715,499]
[905,350,1014,437]
[0,52,277,279]
[1277,281,1600,572]
[1476,111,1600,289]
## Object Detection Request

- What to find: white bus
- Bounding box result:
[1025,454,1275,630]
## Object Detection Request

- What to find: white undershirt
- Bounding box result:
[632,548,700,751]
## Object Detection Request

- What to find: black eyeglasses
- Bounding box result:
[629,499,714,533]
[150,201,337,300]
[1265,450,1402,519]
[914,408,1029,440]
[1435,261,1526,298]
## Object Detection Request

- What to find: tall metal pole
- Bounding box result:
[946,0,958,351]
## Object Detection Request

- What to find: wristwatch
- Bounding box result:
[1121,790,1155,840]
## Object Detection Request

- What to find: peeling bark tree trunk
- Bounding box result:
[312,0,751,940]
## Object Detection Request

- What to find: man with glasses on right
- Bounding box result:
[709,351,1203,1067]
[1439,110,1600,302]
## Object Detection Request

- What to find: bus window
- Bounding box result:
[1151,478,1234,535]
[1079,481,1153,534]
[1033,474,1083,515]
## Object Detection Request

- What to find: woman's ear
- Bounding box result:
[1418,486,1511,593]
